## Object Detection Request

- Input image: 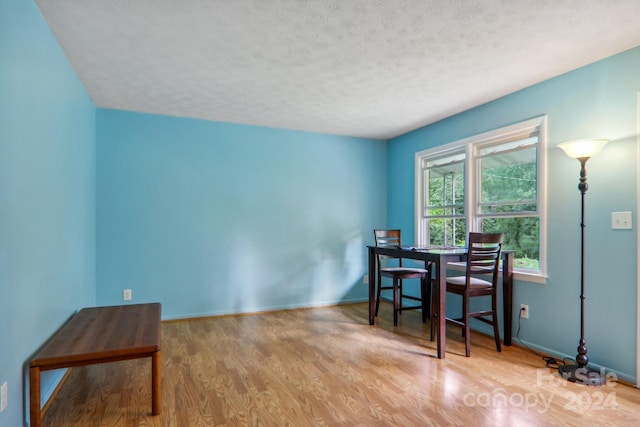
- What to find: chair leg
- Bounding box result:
[464,294,471,357]
[393,277,399,326]
[375,272,382,316]
[492,315,502,353]
[398,279,403,314]
[492,293,502,352]
[462,295,468,337]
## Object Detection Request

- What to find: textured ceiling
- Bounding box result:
[35,0,640,140]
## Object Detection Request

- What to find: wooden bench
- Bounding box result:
[29,303,162,427]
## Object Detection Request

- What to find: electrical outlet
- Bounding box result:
[1,381,7,412]
[520,304,529,319]
[123,289,132,301]
[363,274,369,285]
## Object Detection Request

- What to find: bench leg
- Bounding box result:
[152,351,161,415]
[30,366,42,427]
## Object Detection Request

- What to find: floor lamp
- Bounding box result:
[557,138,608,386]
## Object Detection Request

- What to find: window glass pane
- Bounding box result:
[478,136,537,156]
[424,157,464,215]
[482,217,540,270]
[429,218,466,247]
[422,152,465,169]
[480,146,537,214]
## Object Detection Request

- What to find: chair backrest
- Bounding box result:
[374,229,402,265]
[465,232,504,285]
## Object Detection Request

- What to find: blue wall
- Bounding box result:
[96,110,386,319]
[388,47,640,382]
[0,0,96,425]
[3,1,639,424]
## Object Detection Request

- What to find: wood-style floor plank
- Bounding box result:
[42,303,640,426]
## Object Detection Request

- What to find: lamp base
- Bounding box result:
[558,364,606,386]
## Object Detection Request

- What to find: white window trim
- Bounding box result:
[414,116,548,283]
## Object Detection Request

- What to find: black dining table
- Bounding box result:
[367,246,514,359]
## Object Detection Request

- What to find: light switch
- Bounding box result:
[611,211,632,229]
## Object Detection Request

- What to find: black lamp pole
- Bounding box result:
[557,156,606,386]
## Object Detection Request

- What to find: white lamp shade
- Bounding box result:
[558,139,609,159]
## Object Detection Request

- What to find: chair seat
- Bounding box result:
[381,267,429,276]
[446,276,493,289]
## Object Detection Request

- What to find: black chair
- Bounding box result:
[374,229,430,326]
[442,232,503,357]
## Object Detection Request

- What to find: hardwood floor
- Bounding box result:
[42,303,640,426]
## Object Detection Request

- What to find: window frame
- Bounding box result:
[414,116,548,283]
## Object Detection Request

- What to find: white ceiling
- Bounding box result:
[35,0,640,140]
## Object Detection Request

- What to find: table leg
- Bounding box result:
[436,263,447,359]
[368,247,376,325]
[29,366,41,427]
[420,274,428,323]
[152,351,161,415]
[435,260,446,359]
[502,251,514,346]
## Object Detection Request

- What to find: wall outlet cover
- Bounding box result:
[1,381,7,412]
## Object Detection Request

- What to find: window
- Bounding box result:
[415,117,547,280]
[422,152,466,247]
